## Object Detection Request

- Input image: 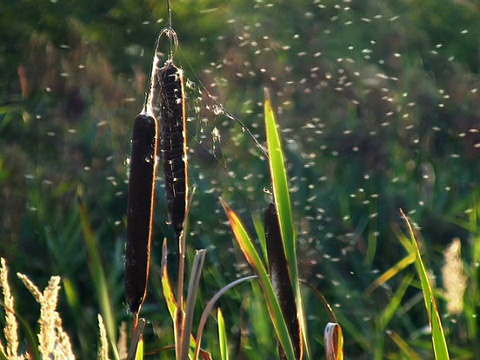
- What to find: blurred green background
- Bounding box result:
[1,0,479,358]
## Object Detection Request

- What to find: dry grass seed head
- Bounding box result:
[117,322,128,360]
[1,258,20,358]
[97,314,110,360]
[17,273,73,358]
[37,276,61,357]
[16,273,42,303]
[442,238,467,315]
[54,316,75,360]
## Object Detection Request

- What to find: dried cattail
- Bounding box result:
[265,203,302,360]
[157,61,188,237]
[125,113,158,314]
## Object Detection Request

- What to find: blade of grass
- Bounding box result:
[364,253,416,296]
[374,273,414,360]
[264,89,308,359]
[220,198,296,360]
[252,212,268,264]
[400,210,450,360]
[217,308,229,360]
[161,238,178,320]
[377,273,414,331]
[387,330,422,360]
[78,198,119,360]
[127,318,146,360]
[180,249,206,360]
[135,338,144,360]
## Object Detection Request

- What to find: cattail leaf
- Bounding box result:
[264,90,308,358]
[400,210,450,360]
[160,238,178,319]
[324,323,344,360]
[126,318,145,360]
[264,90,296,285]
[163,240,200,359]
[217,308,229,360]
[180,249,207,360]
[265,203,302,359]
[220,198,296,360]
[135,338,143,360]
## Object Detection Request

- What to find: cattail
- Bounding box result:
[265,203,302,360]
[125,113,158,314]
[157,61,188,237]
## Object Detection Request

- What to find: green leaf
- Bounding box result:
[217,308,229,360]
[161,238,178,320]
[79,198,119,360]
[264,90,308,358]
[364,253,416,296]
[388,330,422,360]
[135,337,144,360]
[220,198,296,360]
[181,249,207,360]
[127,318,146,360]
[400,210,450,360]
[264,90,296,287]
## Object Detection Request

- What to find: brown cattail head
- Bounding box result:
[265,203,303,360]
[125,113,158,314]
[157,62,188,237]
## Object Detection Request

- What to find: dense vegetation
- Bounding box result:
[1,0,479,358]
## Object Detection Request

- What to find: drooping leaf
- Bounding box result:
[194,275,256,360]
[324,322,344,360]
